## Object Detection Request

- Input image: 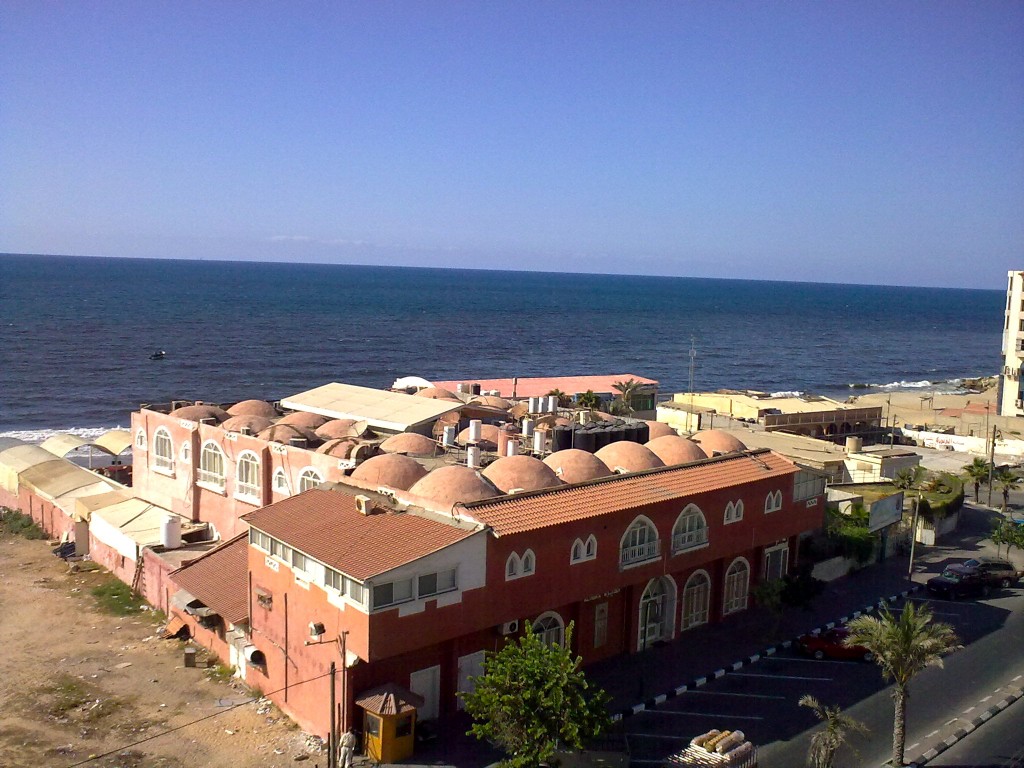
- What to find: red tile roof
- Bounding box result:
[430,374,658,399]
[462,450,797,536]
[170,535,249,624]
[242,489,478,580]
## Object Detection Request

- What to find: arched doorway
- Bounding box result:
[638,577,676,650]
[681,570,711,630]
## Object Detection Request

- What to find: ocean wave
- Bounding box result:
[0,425,125,445]
[846,378,971,394]
[770,390,804,398]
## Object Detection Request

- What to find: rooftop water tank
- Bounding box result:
[161,514,182,550]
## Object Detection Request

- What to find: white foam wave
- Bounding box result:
[0,425,125,445]
[770,390,804,398]
[869,380,935,390]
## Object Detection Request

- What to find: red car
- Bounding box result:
[798,627,874,661]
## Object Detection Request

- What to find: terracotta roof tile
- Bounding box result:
[462,450,797,535]
[242,489,476,581]
[170,535,249,624]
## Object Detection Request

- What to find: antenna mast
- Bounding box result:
[688,338,697,433]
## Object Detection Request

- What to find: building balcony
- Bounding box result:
[672,527,709,554]
[620,539,661,567]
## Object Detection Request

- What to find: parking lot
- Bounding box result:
[620,588,1020,767]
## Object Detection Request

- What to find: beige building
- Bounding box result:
[661,390,882,440]
[1000,270,1024,417]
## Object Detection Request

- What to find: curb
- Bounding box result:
[610,585,920,723]
[906,685,1024,766]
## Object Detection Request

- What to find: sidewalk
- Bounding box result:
[398,504,1010,768]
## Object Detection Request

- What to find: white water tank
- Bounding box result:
[457,382,468,393]
[506,440,518,457]
[546,395,558,413]
[468,419,482,443]
[522,418,535,438]
[161,514,182,550]
[533,431,547,454]
[528,397,540,413]
[845,436,863,453]
[467,445,481,468]
[443,425,457,447]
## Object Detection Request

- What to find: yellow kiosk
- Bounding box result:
[355,683,424,763]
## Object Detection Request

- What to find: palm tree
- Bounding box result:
[611,378,640,415]
[798,695,868,768]
[993,467,1020,511]
[893,465,925,491]
[577,390,601,410]
[962,457,990,502]
[545,389,572,408]
[844,603,960,766]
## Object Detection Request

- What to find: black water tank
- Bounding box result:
[607,424,627,445]
[592,425,611,450]
[635,421,650,443]
[573,428,597,453]
[470,383,482,396]
[622,422,639,443]
[552,425,574,452]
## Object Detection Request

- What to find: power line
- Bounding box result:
[64,668,333,767]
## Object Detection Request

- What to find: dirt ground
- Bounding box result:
[0,532,329,768]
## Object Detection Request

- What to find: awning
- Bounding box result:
[20,460,110,499]
[281,382,462,432]
[74,489,132,523]
[93,430,133,456]
[39,430,133,458]
[40,434,92,457]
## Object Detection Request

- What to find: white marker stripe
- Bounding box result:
[962,706,975,714]
[639,710,765,721]
[907,742,919,751]
[728,672,832,681]
[682,690,787,700]
[926,730,939,738]
[761,656,857,665]
[980,696,992,702]
[625,732,693,740]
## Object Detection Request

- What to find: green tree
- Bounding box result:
[463,623,612,768]
[844,603,960,767]
[752,578,786,640]
[611,378,640,416]
[962,457,990,503]
[576,390,601,410]
[993,467,1020,511]
[893,466,925,491]
[546,389,572,408]
[798,695,868,768]
[992,518,1024,560]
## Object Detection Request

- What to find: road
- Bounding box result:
[927,695,1024,767]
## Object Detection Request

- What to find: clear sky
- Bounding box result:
[2,2,1022,288]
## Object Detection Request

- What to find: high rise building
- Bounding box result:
[999,270,1024,416]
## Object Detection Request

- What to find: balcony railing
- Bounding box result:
[672,527,709,554]
[620,539,661,567]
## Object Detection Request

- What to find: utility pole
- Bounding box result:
[988,425,998,507]
[688,337,696,433]
[329,661,337,768]
[907,493,920,581]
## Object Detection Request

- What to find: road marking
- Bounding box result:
[980,695,992,703]
[907,742,919,751]
[762,656,857,666]
[625,732,692,741]
[640,710,765,721]
[728,672,832,682]
[926,730,939,738]
[682,690,787,700]
[962,706,975,714]
[1015,675,1023,682]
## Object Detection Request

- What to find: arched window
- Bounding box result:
[198,441,225,489]
[620,516,660,567]
[724,499,744,524]
[236,451,261,500]
[135,428,147,451]
[571,539,584,563]
[570,535,598,564]
[298,467,323,493]
[521,550,535,574]
[533,612,564,647]
[639,577,676,649]
[765,490,782,514]
[585,534,597,558]
[153,427,174,472]
[681,570,711,630]
[272,468,290,495]
[723,558,750,615]
[505,553,521,580]
[672,505,709,553]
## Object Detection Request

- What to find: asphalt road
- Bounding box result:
[927,696,1024,767]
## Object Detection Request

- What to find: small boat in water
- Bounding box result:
[149,350,166,360]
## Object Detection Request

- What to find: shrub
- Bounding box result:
[90,578,146,615]
[0,507,46,539]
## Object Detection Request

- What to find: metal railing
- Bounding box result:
[620,539,661,566]
[672,527,709,553]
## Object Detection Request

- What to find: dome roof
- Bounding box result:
[481,455,563,494]
[645,435,708,465]
[408,466,500,507]
[645,421,676,439]
[277,411,330,429]
[693,430,747,454]
[226,399,279,418]
[470,395,512,410]
[351,454,428,491]
[379,432,440,457]
[458,423,500,449]
[257,423,319,445]
[221,414,274,434]
[170,404,230,423]
[595,441,666,473]
[543,449,613,484]
[415,386,459,400]
[315,419,371,440]
[316,438,357,457]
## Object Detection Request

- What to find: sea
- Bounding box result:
[0,253,1005,441]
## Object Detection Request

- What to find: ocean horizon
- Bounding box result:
[0,252,1004,438]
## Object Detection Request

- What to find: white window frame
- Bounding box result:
[723,557,750,615]
[764,490,783,514]
[505,552,521,580]
[672,504,709,554]
[763,541,790,581]
[135,428,147,451]
[152,427,174,474]
[639,576,675,650]
[197,440,226,491]
[272,467,290,495]
[249,528,271,552]
[297,466,323,493]
[681,569,711,630]
[532,611,564,647]
[570,535,597,564]
[724,499,744,525]
[418,567,458,598]
[521,549,535,575]
[235,450,262,502]
[620,515,661,568]
[372,577,414,610]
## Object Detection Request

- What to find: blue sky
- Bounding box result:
[2,2,1022,288]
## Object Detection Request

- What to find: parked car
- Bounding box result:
[927,558,1020,600]
[798,627,873,661]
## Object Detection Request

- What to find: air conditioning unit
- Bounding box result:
[355,494,371,515]
[1016,399,1023,409]
[499,620,519,636]
[308,621,326,639]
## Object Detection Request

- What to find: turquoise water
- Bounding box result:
[0,253,1003,433]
